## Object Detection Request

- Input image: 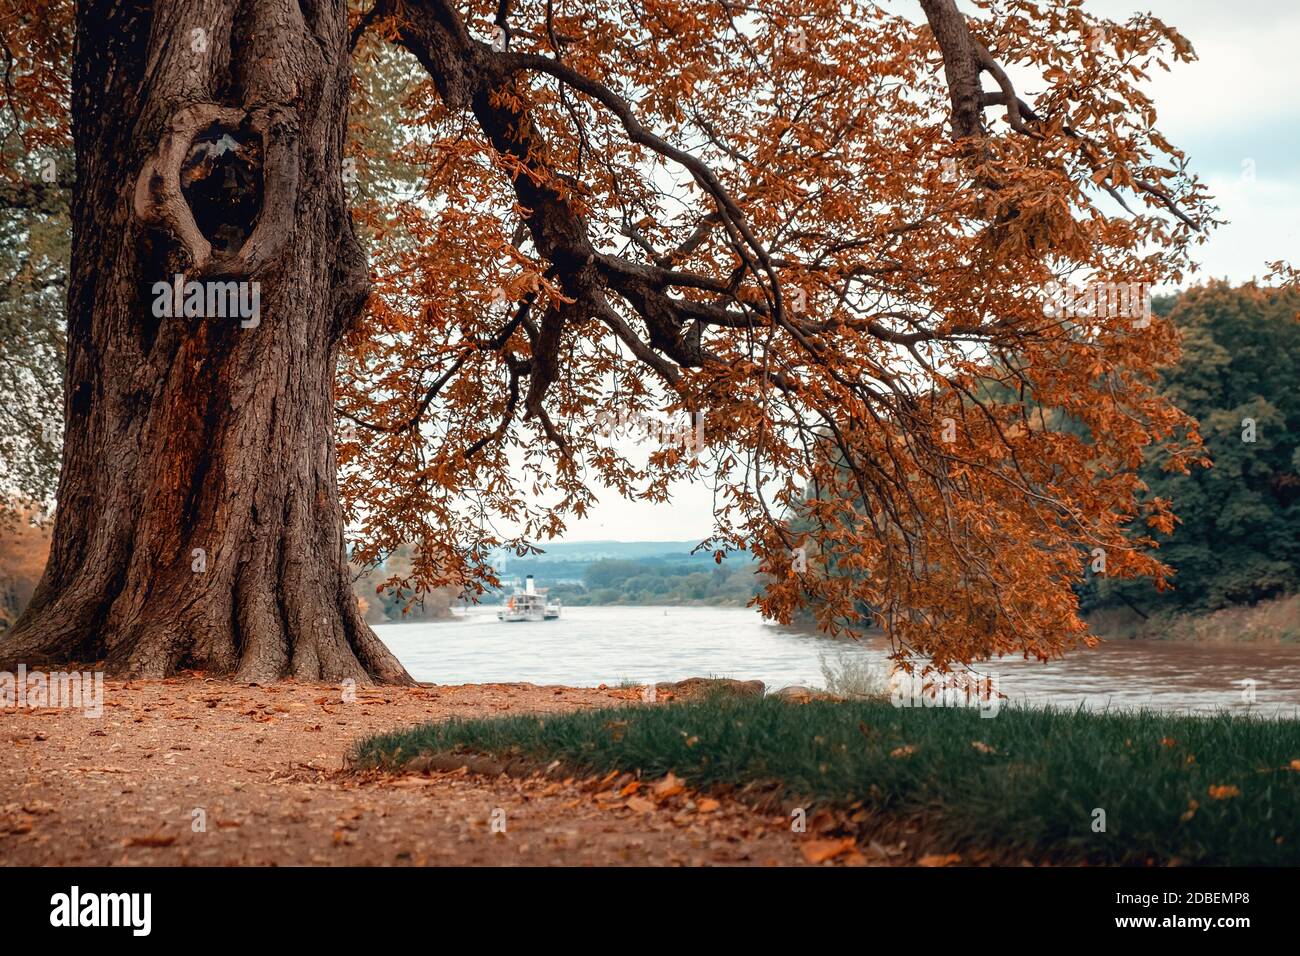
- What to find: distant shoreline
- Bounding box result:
[378,600,756,623]
[373,592,1300,646]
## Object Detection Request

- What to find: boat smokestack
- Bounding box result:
[525,574,535,594]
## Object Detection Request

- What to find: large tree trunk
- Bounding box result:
[0,0,412,683]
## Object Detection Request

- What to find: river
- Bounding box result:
[376,605,1300,717]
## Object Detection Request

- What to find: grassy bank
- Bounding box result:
[353,697,1300,865]
[1086,593,1300,643]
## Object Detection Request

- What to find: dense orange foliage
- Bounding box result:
[338,1,1217,667]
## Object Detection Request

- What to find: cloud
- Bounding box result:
[1193,174,1300,282]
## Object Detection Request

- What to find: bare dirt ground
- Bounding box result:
[0,677,888,866]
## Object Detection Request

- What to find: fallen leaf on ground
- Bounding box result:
[801,837,856,864]
[652,773,685,800]
[918,853,962,867]
[1207,785,1240,800]
[624,796,657,814]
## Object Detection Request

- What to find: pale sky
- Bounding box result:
[553,0,1300,544]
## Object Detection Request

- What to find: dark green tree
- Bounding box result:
[1088,283,1300,613]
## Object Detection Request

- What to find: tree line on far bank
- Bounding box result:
[1079,283,1299,624]
[547,556,758,607]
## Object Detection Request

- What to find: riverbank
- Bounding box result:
[1086,594,1300,644]
[0,678,835,866]
[356,695,1300,866]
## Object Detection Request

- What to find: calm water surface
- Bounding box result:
[376,605,1300,717]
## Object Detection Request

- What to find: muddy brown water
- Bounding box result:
[378,606,1300,717]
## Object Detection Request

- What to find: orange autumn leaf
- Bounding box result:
[624,796,657,814]
[1207,785,1241,800]
[651,773,686,800]
[918,853,963,868]
[801,837,857,864]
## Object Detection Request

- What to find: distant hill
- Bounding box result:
[500,540,715,563]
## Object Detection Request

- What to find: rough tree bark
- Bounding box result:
[0,0,412,683]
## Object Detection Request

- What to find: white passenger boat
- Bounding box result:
[497,575,562,622]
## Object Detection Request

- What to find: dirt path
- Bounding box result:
[1,677,871,866]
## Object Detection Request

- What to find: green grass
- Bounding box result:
[351,697,1300,865]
